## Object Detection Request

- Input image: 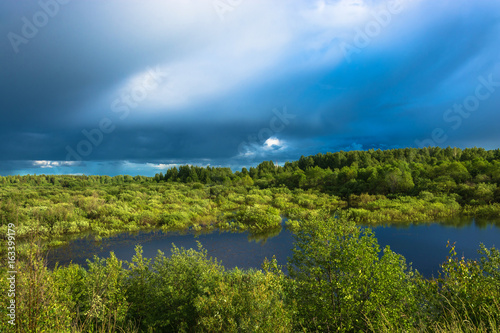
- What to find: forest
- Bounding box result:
[1,146,500,332]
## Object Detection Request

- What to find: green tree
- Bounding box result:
[384,164,414,193]
[288,215,418,331]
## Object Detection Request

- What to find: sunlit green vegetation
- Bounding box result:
[2,147,500,331]
[1,215,499,332]
[2,147,500,241]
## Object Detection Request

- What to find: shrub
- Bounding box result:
[288,215,418,332]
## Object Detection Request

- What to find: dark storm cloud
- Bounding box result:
[1,0,499,175]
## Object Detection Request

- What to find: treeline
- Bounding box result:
[151,146,500,206]
[1,216,499,332]
[3,147,499,206]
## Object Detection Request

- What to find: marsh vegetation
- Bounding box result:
[1,147,500,332]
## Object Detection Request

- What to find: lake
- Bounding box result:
[46,218,500,278]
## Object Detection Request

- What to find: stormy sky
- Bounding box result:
[1,0,499,176]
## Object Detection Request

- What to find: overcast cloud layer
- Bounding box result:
[1,0,499,176]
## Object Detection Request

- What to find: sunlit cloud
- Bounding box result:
[32,161,79,168]
[146,163,179,170]
[264,137,285,150]
[236,137,288,162]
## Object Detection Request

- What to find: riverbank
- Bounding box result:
[2,181,500,247]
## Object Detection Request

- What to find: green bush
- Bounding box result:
[288,215,419,332]
[232,205,282,230]
[195,264,293,332]
[126,243,224,331]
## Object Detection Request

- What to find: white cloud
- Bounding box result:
[33,161,78,168]
[237,136,288,160]
[145,163,179,170]
[264,137,284,149]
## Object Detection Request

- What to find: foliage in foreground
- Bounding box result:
[1,216,499,332]
[288,217,419,331]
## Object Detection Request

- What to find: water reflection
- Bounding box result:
[46,224,294,273]
[367,217,500,229]
[46,218,500,278]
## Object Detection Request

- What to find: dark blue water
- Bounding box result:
[47,219,500,278]
[47,226,295,272]
[371,219,500,277]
